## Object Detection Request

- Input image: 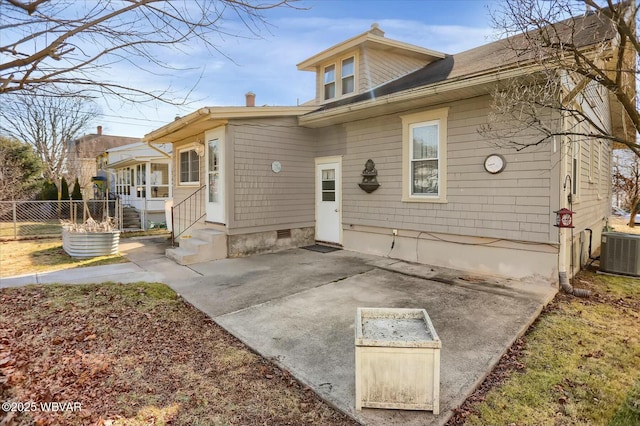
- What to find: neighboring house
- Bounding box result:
[611,148,638,211]
[68,126,139,199]
[96,141,172,229]
[145,16,628,282]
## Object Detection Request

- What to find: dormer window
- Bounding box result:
[321,54,357,101]
[341,57,355,95]
[297,24,447,106]
[324,64,336,100]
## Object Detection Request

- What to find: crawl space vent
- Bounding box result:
[277,229,291,239]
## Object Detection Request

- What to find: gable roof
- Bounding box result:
[309,8,617,114]
[296,23,445,72]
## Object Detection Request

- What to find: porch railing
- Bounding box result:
[171,184,206,246]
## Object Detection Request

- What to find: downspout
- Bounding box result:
[144,141,171,158]
[560,174,591,298]
[558,134,568,279]
[557,112,590,297]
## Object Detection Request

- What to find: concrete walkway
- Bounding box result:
[0,237,199,288]
[0,237,557,425]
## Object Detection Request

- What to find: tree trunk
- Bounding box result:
[628,203,639,228]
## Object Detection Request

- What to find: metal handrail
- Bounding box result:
[171,184,206,246]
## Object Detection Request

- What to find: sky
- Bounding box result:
[94,0,501,138]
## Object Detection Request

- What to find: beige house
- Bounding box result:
[145,16,627,282]
[68,126,139,199]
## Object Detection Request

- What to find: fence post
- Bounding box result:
[12,201,17,240]
[118,199,123,231]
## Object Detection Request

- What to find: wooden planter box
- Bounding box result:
[355,307,441,413]
[62,230,120,258]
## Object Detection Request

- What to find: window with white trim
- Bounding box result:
[322,54,356,101]
[150,163,170,198]
[115,167,132,196]
[341,57,355,95]
[179,148,200,185]
[581,119,596,185]
[401,108,448,202]
[597,140,602,183]
[410,121,440,195]
[572,137,580,198]
[324,64,336,100]
[136,163,146,198]
[589,138,595,183]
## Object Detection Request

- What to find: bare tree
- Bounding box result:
[0,0,297,103]
[613,148,640,226]
[0,95,98,181]
[482,0,638,155]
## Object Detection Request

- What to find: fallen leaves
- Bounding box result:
[447,337,528,426]
[0,283,356,426]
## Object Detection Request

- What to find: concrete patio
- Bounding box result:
[0,237,557,425]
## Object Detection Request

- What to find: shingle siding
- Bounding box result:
[570,82,612,231]
[359,48,427,92]
[310,46,429,105]
[229,117,317,231]
[317,95,555,243]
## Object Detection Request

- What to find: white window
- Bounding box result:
[179,148,199,185]
[401,108,449,202]
[322,54,356,101]
[572,138,580,198]
[589,139,595,183]
[597,140,602,183]
[150,163,170,198]
[324,64,336,100]
[136,163,146,198]
[589,139,598,183]
[341,57,355,95]
[116,167,132,196]
[410,121,440,196]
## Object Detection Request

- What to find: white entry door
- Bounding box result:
[206,129,225,224]
[316,160,341,244]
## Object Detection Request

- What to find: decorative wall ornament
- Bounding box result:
[358,159,380,193]
[195,140,205,157]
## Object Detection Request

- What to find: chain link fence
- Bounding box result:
[0,200,122,241]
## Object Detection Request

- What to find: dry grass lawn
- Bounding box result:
[609,216,640,235]
[0,282,357,426]
[0,239,127,278]
[449,270,640,426]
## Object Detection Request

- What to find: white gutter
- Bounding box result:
[299,64,542,126]
[144,106,318,143]
[143,107,210,142]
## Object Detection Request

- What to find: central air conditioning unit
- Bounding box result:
[600,232,640,277]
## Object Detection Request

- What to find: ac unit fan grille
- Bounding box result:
[600,232,640,277]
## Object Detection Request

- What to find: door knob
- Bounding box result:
[335,209,339,212]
